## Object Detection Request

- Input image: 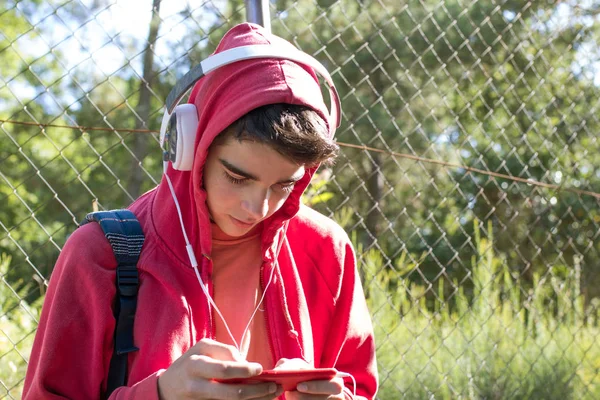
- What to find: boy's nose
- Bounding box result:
[242,190,269,220]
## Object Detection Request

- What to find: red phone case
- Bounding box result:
[217,368,338,391]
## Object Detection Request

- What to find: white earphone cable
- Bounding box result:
[239,224,288,349]
[336,371,357,399]
[165,173,238,349]
[165,171,281,355]
[164,173,192,248]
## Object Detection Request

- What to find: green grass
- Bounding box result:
[364,221,600,399]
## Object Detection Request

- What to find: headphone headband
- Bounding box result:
[164,44,341,128]
[160,44,342,173]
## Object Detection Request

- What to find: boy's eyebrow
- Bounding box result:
[220,159,258,180]
[219,158,304,184]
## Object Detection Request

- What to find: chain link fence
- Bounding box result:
[2,0,600,398]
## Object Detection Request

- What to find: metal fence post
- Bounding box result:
[245,0,271,32]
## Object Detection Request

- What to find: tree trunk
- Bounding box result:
[128,0,162,197]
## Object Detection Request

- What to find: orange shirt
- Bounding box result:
[211,223,273,369]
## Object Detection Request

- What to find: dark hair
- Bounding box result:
[213,103,339,167]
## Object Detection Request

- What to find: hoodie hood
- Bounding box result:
[152,23,333,264]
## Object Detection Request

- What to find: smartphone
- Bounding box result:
[216,368,338,391]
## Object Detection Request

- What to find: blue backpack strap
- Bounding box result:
[82,209,144,396]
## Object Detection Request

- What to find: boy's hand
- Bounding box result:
[158,338,283,400]
[274,358,345,400]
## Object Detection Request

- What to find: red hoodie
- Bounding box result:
[23,23,378,399]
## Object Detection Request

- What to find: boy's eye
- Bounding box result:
[224,171,247,185]
[278,183,295,193]
[223,169,295,193]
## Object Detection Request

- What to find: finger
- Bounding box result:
[273,358,311,370]
[193,338,244,361]
[188,355,263,379]
[252,385,285,400]
[202,380,281,399]
[296,378,344,395]
[285,392,342,400]
[274,358,292,368]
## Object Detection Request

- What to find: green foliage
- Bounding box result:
[274,0,600,302]
[303,170,336,207]
[362,220,600,399]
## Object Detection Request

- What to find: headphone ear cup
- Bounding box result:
[171,104,199,171]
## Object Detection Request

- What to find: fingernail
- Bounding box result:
[298,383,307,391]
[251,363,263,375]
[269,383,277,393]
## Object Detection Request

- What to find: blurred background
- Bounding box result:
[1,0,599,398]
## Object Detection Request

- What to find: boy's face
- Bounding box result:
[203,138,305,237]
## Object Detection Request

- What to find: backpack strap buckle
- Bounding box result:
[116,265,139,298]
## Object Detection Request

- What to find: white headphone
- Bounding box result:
[159,44,342,173]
